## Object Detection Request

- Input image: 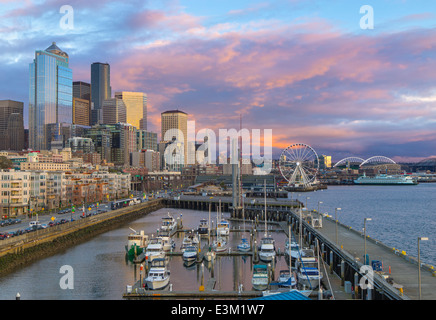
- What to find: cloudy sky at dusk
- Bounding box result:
[1,0,436,162]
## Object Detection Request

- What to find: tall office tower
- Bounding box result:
[29,42,73,150]
[114,91,147,129]
[102,98,126,124]
[161,110,188,170]
[91,62,111,125]
[72,98,90,126]
[73,81,91,125]
[0,100,25,151]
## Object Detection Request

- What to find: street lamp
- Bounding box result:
[418,236,429,300]
[335,208,341,245]
[364,218,372,265]
[318,201,323,214]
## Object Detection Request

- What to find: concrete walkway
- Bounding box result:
[308,212,436,300]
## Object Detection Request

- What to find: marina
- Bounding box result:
[0,185,435,300]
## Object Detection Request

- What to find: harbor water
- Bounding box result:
[0,184,434,299]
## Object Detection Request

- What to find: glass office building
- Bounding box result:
[29,42,73,150]
[91,62,111,125]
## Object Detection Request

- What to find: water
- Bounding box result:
[0,184,434,300]
[0,208,288,300]
[296,183,436,266]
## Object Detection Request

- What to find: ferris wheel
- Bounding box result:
[279,143,319,187]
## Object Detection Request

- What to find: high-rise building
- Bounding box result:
[102,98,126,124]
[0,100,25,151]
[161,110,188,169]
[114,91,147,130]
[29,42,73,150]
[137,130,158,152]
[73,81,91,126]
[72,97,90,126]
[91,62,111,125]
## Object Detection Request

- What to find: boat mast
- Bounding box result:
[264,179,267,238]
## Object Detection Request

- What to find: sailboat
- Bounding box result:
[296,248,323,290]
[216,200,230,236]
[258,181,276,262]
[237,197,251,252]
[204,203,216,262]
[213,204,228,252]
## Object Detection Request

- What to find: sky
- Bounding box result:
[1,0,436,162]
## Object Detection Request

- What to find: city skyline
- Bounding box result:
[1,1,436,161]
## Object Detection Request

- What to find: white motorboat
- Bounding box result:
[145,238,165,262]
[145,258,170,290]
[296,249,323,290]
[217,220,230,236]
[158,235,176,252]
[259,237,276,262]
[252,264,269,291]
[180,232,199,252]
[160,213,177,233]
[182,246,198,262]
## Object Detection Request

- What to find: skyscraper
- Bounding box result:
[161,110,188,170]
[91,62,111,125]
[0,100,25,151]
[102,98,126,124]
[73,81,91,126]
[114,91,147,130]
[29,42,73,150]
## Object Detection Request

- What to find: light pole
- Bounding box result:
[364,218,372,265]
[418,236,428,300]
[318,201,323,214]
[335,208,341,245]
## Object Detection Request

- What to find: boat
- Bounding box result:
[160,213,177,232]
[158,235,176,252]
[217,220,230,236]
[144,258,170,290]
[285,238,301,267]
[258,237,276,262]
[277,269,297,288]
[237,238,251,252]
[182,246,198,262]
[237,198,251,253]
[180,232,199,252]
[296,248,323,290]
[197,219,209,235]
[125,228,149,257]
[258,181,276,263]
[212,236,228,252]
[252,264,269,291]
[354,172,418,185]
[145,238,165,262]
[203,246,216,262]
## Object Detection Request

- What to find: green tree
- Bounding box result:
[0,156,13,169]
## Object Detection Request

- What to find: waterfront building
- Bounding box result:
[0,170,31,218]
[91,62,111,125]
[319,155,332,170]
[114,91,147,130]
[0,100,25,151]
[29,42,73,151]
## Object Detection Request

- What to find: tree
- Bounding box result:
[0,156,13,169]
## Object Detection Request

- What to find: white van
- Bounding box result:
[29,221,41,228]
